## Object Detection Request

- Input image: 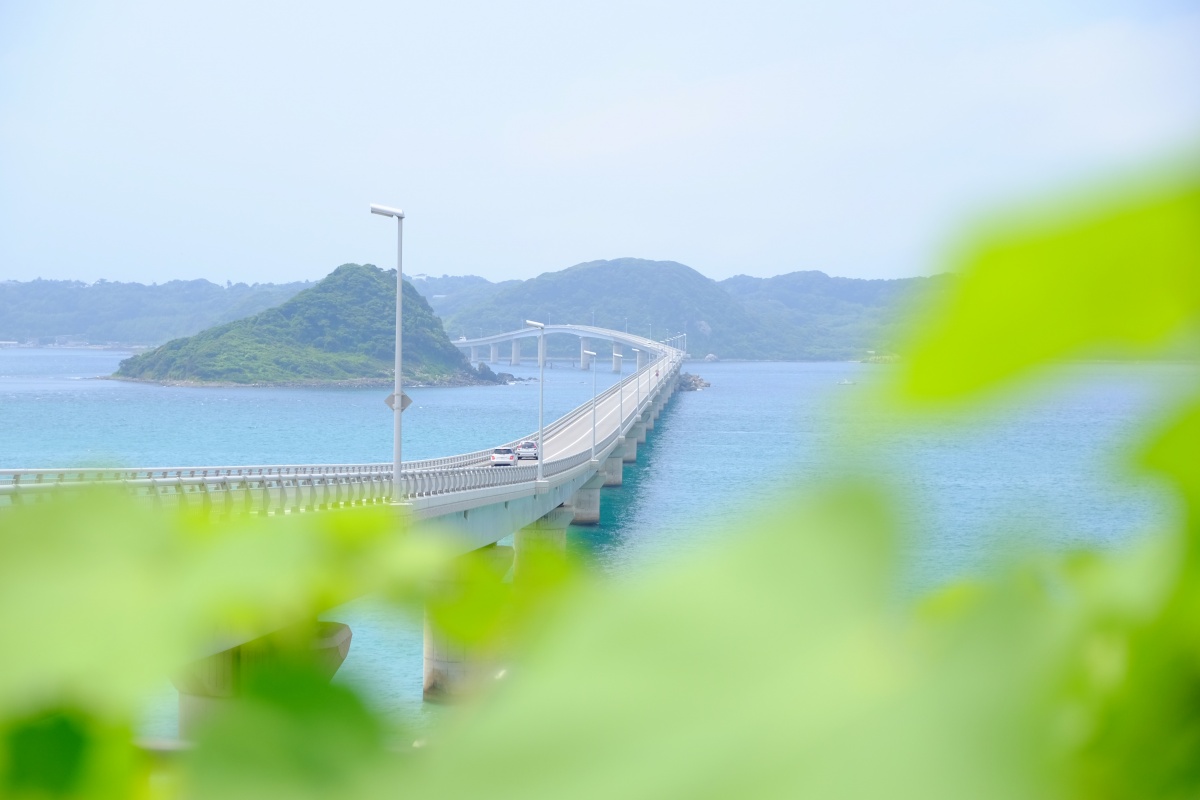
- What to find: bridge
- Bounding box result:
[0,325,685,725]
[457,322,681,373]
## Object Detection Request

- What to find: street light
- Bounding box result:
[370,203,404,503]
[583,350,597,459]
[631,347,641,418]
[525,320,546,481]
[614,352,624,431]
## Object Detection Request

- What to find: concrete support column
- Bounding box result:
[635,421,647,444]
[489,343,499,364]
[423,545,514,703]
[622,435,638,463]
[470,345,479,363]
[569,472,606,525]
[603,453,624,486]
[173,621,352,739]
[514,506,574,584]
[511,339,521,366]
[644,408,656,430]
[612,343,622,373]
[580,337,591,370]
[636,349,647,370]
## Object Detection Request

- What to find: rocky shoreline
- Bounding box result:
[679,372,710,391]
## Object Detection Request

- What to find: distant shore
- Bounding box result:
[103,375,490,389]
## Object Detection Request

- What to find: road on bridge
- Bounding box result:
[526,364,663,463]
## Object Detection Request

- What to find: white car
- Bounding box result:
[490,447,517,466]
[515,441,539,460]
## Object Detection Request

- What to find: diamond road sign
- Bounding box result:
[384,392,412,412]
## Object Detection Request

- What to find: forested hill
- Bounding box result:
[718,271,949,359]
[409,274,520,322]
[437,258,940,359]
[115,264,485,386]
[0,278,310,345]
[439,258,767,358]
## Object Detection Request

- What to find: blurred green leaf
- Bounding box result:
[1141,393,1200,526]
[0,490,445,796]
[426,545,513,650]
[402,487,1064,799]
[4,711,88,796]
[900,172,1200,402]
[183,662,401,800]
[0,709,139,800]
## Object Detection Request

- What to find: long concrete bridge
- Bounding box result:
[0,325,685,727]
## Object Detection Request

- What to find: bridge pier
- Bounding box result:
[580,338,591,370]
[636,349,647,371]
[489,343,499,364]
[603,453,624,486]
[622,435,638,463]
[173,620,352,738]
[470,345,480,363]
[634,420,647,444]
[514,506,573,582]
[423,544,513,703]
[612,343,622,373]
[511,339,521,366]
[569,471,605,525]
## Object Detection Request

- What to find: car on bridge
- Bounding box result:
[490,447,517,466]
[515,441,539,460]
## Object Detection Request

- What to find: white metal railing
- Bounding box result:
[0,340,683,511]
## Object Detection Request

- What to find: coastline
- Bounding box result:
[102,374,493,389]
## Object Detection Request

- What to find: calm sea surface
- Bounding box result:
[0,347,1188,734]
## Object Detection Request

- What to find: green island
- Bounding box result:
[114,264,489,386]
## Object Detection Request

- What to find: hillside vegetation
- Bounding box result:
[411,274,519,322]
[437,258,941,359]
[0,278,310,345]
[719,271,947,359]
[115,264,483,385]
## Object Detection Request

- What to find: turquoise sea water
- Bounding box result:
[0,348,1187,734]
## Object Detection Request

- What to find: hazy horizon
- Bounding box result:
[2,256,945,288]
[3,1,1197,286]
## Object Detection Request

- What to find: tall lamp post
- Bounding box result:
[614,352,624,431]
[525,320,546,481]
[370,203,404,502]
[583,349,597,459]
[631,347,641,418]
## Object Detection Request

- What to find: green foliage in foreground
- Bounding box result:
[114,264,482,385]
[0,168,1198,797]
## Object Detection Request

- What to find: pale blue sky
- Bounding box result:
[1,1,1197,285]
